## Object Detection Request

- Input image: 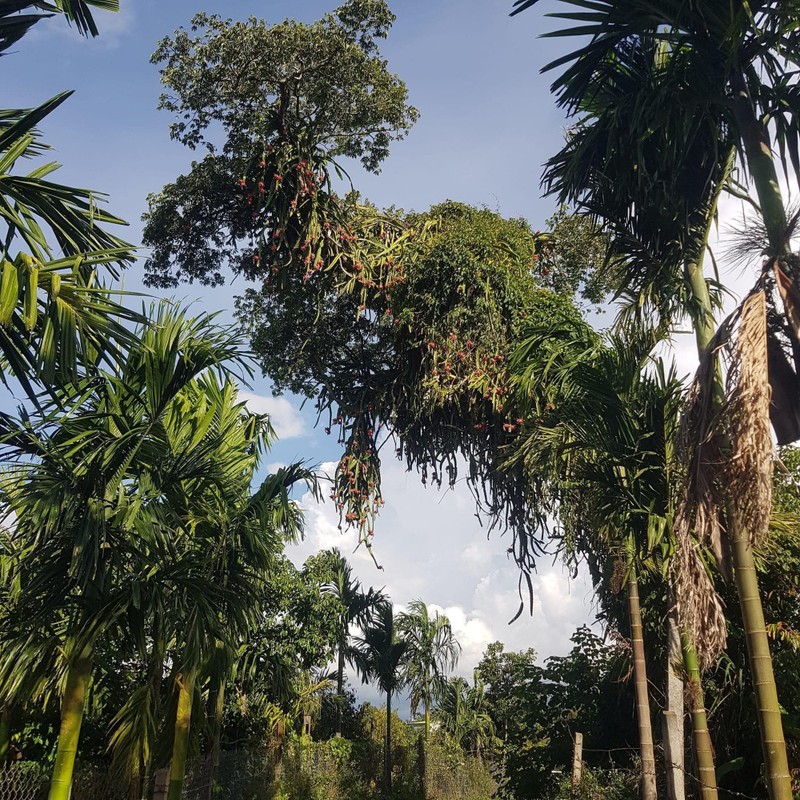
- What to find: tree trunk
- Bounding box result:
[384,689,392,796]
[336,638,345,737]
[662,612,685,800]
[681,634,718,800]
[0,704,10,762]
[627,571,658,800]
[685,120,794,799]
[730,69,790,260]
[48,648,93,800]
[729,517,793,800]
[424,701,430,740]
[167,669,196,800]
[205,676,225,800]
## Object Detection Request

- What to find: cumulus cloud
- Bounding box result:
[240,391,306,440]
[286,456,598,718]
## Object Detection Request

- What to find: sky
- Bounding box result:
[5,0,774,714]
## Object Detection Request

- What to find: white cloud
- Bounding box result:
[239,391,306,440]
[286,456,598,718]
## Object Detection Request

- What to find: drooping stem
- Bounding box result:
[627,569,658,800]
[49,648,93,800]
[167,669,196,800]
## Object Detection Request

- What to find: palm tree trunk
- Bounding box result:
[686,175,793,800]
[627,570,658,800]
[681,633,717,800]
[662,612,685,800]
[48,648,93,800]
[384,689,392,796]
[424,701,430,740]
[205,675,225,800]
[336,639,345,737]
[167,669,196,800]
[0,703,10,762]
[730,69,790,259]
[729,520,793,800]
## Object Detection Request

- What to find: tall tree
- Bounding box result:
[0,0,140,399]
[314,548,385,737]
[510,324,689,800]
[352,601,408,795]
[0,305,248,800]
[397,599,460,738]
[509,3,800,796]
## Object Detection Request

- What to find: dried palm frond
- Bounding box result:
[672,289,773,666]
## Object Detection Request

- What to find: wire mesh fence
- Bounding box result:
[0,762,129,800]
[0,763,47,800]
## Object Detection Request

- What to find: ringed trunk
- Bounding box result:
[681,633,718,800]
[384,689,392,796]
[336,639,345,737]
[729,516,793,800]
[627,570,658,800]
[48,648,93,800]
[205,676,225,800]
[167,669,196,800]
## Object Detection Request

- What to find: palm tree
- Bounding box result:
[320,548,385,737]
[510,324,691,800]
[352,601,408,796]
[152,388,316,800]
[0,304,248,800]
[434,673,495,763]
[509,4,799,795]
[396,600,460,738]
[0,1,140,399]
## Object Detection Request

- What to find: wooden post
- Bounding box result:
[571,732,583,788]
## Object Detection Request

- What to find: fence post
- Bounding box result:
[571,732,583,789]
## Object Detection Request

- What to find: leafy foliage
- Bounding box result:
[477,630,637,800]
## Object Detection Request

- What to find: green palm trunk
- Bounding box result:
[48,649,93,800]
[627,570,658,800]
[168,669,196,800]
[688,201,792,799]
[0,703,10,762]
[336,639,345,737]
[681,635,717,800]
[424,702,430,739]
[384,689,392,796]
[730,525,793,799]
[205,675,225,800]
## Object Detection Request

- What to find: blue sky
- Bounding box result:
[6,0,604,711]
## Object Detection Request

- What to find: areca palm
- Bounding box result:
[0,0,139,398]
[320,548,385,737]
[396,600,460,738]
[0,304,248,800]
[149,383,315,800]
[434,673,495,763]
[352,601,408,796]
[510,3,799,795]
[510,324,687,800]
